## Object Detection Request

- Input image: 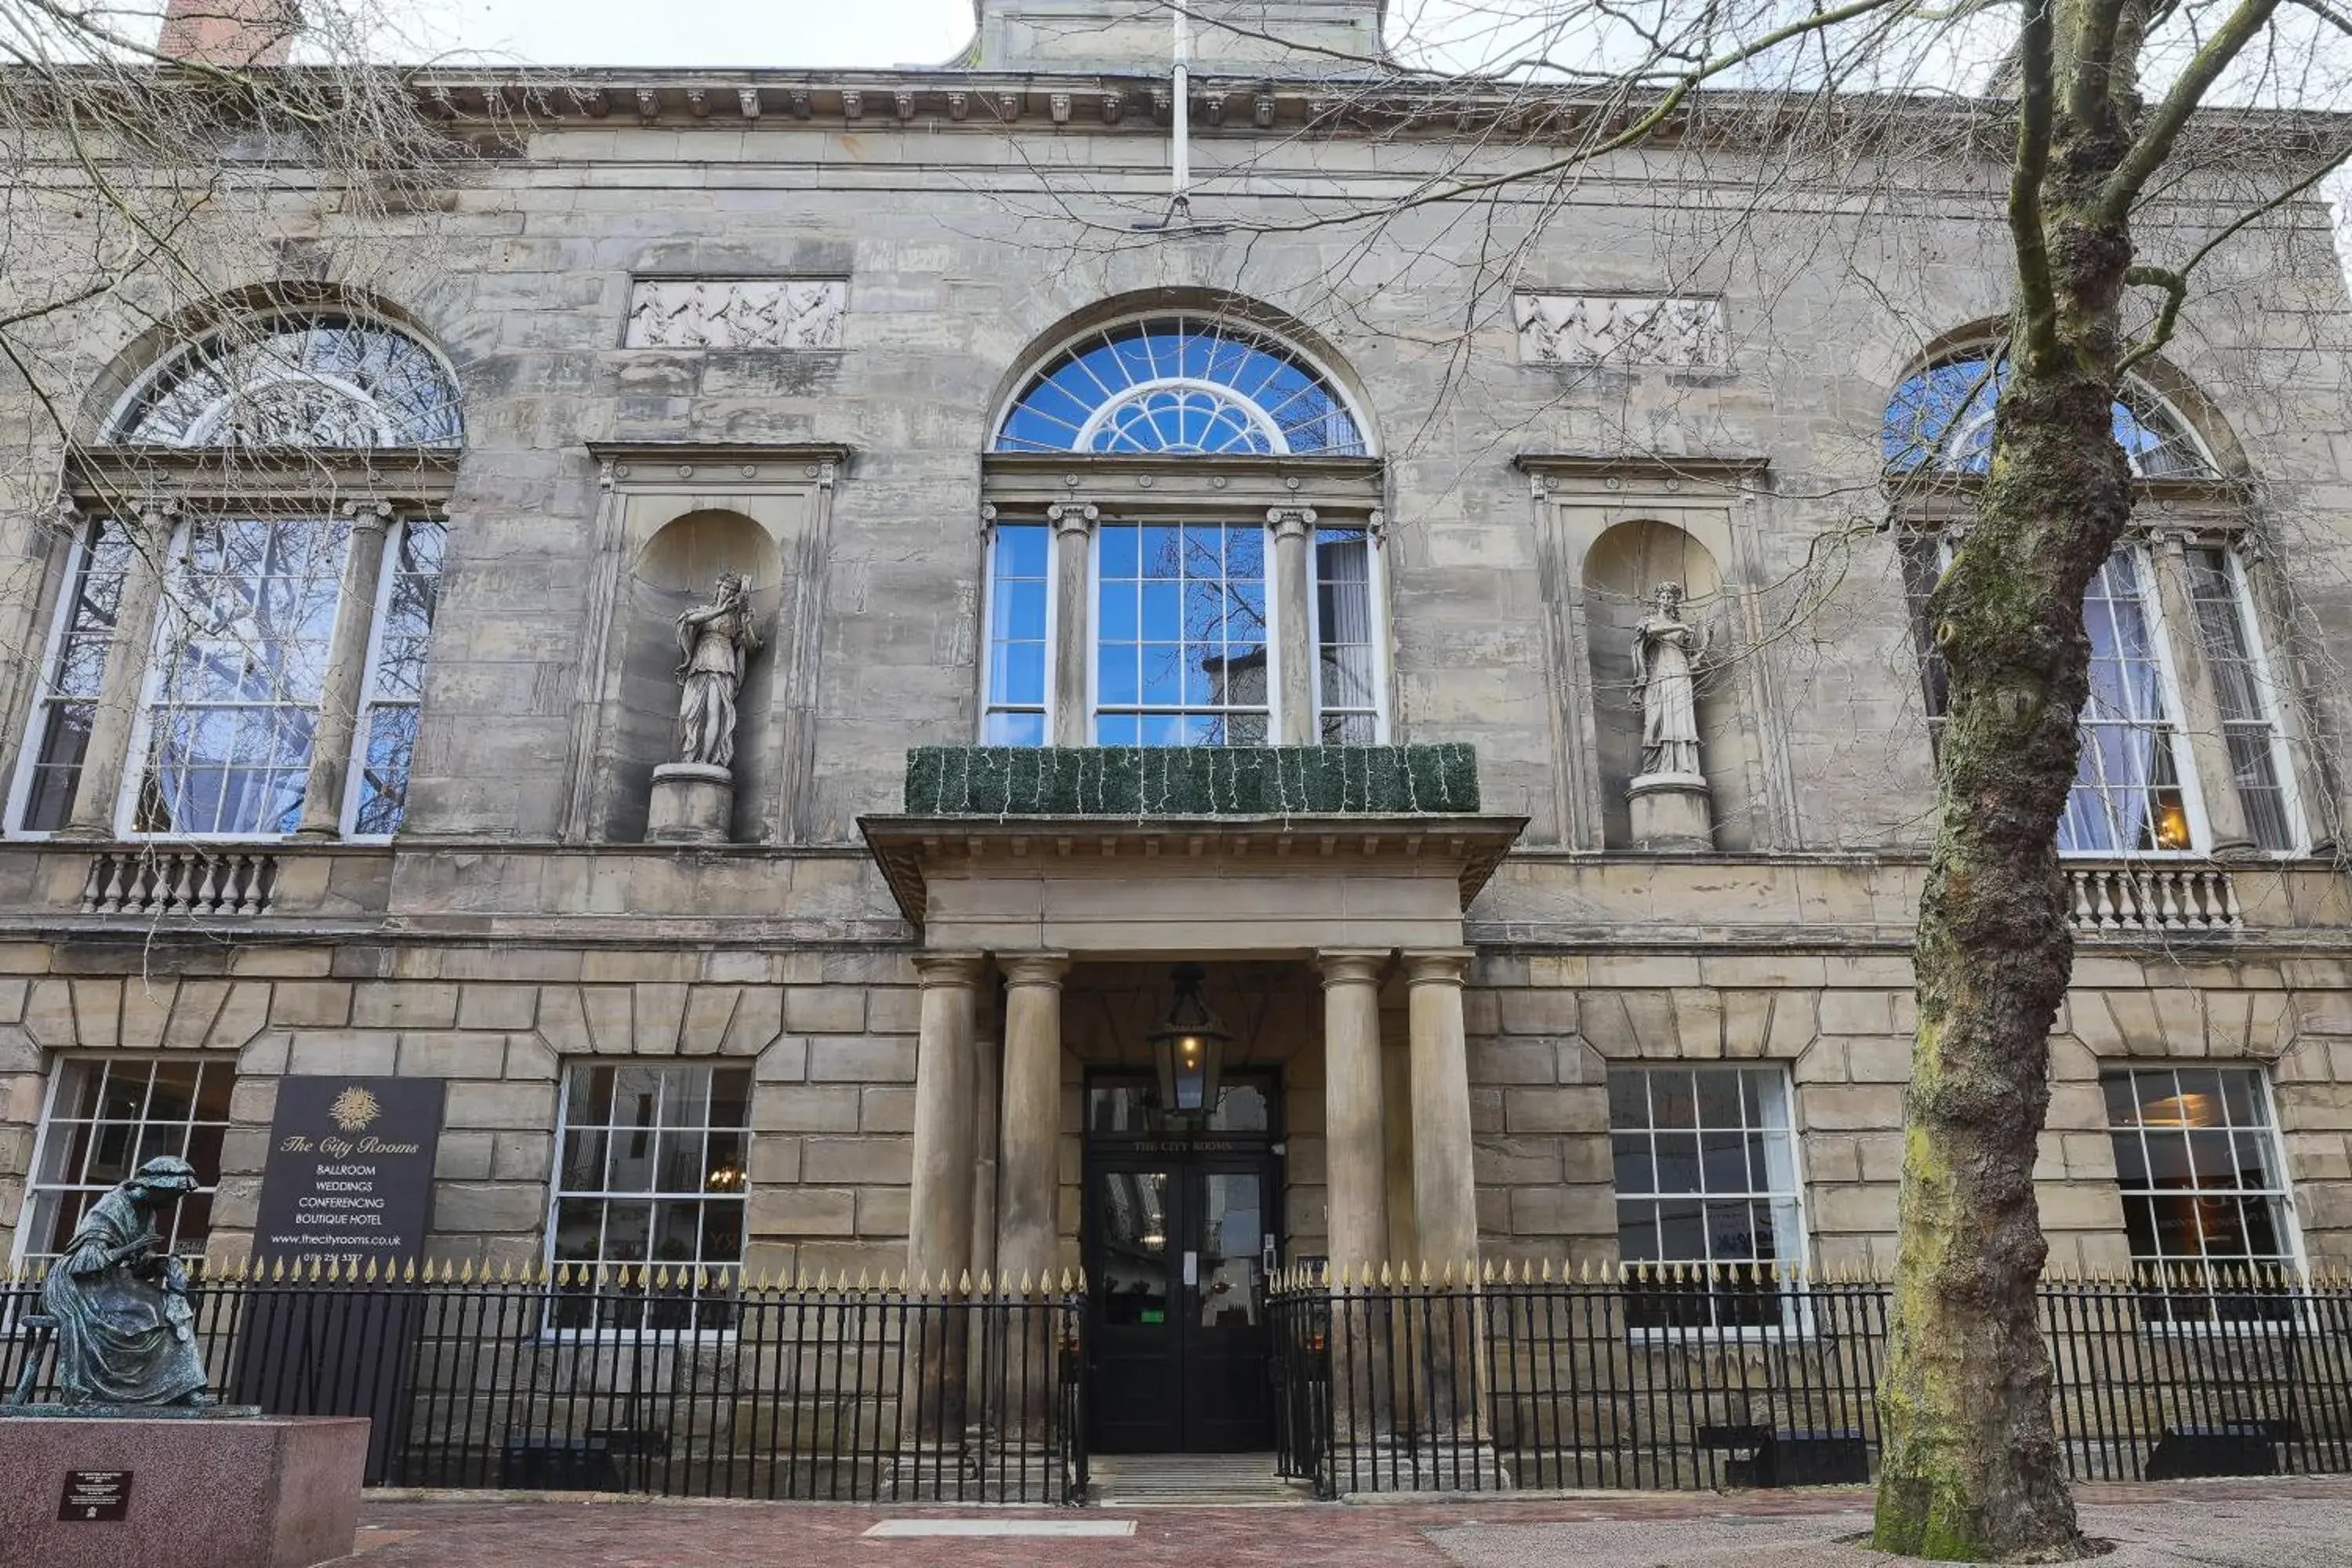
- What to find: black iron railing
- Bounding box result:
[1271,1262,2352,1498]
[2,1261,1085,1504]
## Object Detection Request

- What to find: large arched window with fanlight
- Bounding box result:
[1887,349,2307,856]
[9,310,460,842]
[981,312,1385,749]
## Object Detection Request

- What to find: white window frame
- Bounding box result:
[3,522,125,839]
[1607,1064,1813,1339]
[12,1053,235,1270]
[1307,521,1391,745]
[541,1062,751,1340]
[340,517,446,840]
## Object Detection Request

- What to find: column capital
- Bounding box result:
[1316,948,1391,989]
[1046,500,1098,535]
[1400,947,1474,987]
[998,950,1070,987]
[132,496,181,530]
[1266,503,1318,539]
[913,950,987,988]
[339,498,395,534]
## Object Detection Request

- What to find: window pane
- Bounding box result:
[1609,1067,1805,1328]
[16,520,136,832]
[1094,522,1269,746]
[982,523,1048,746]
[2102,1069,2296,1315]
[2187,547,2299,851]
[24,1058,231,1264]
[137,517,349,838]
[1314,528,1379,742]
[550,1062,750,1328]
[349,520,446,837]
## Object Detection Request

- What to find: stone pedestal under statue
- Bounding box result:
[1629,771,1712,851]
[648,762,732,844]
[0,1414,368,1568]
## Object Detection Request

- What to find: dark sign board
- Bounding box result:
[59,1470,131,1522]
[253,1076,445,1269]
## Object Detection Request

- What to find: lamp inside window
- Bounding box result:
[1149,964,1230,1116]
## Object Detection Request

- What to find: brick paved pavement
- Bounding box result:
[351,1478,2352,1566]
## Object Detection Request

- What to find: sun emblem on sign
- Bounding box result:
[328,1086,381,1132]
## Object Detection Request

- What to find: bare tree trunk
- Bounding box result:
[1873,74,2137,1557]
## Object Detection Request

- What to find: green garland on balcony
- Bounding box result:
[902,745,1482,817]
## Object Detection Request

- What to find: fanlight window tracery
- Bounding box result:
[1882,354,2214,479]
[994,317,1368,457]
[107,315,463,449]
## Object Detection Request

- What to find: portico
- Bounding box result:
[863,749,1523,1450]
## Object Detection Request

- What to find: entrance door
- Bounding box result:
[1086,1154,1276,1453]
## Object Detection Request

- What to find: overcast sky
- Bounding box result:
[431,1,976,67]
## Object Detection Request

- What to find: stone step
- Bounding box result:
[1087,1452,1311,1505]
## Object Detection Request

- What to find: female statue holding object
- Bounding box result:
[674,572,762,771]
[1632,580,1710,780]
[42,1155,209,1406]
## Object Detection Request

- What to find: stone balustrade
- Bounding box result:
[78,848,280,917]
[2067,863,2243,935]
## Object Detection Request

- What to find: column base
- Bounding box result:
[1628,772,1712,852]
[647,763,734,844]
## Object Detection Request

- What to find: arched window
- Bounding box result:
[1882,354,2213,479]
[981,311,1384,750]
[1889,354,2305,855]
[11,311,457,841]
[107,314,463,448]
[994,315,1367,457]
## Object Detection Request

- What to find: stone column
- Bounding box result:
[906,951,982,1453]
[60,503,173,840]
[907,952,985,1287]
[994,951,1068,1446]
[1272,506,1318,746]
[1404,948,1479,1274]
[1319,948,1390,1276]
[996,952,1068,1285]
[2149,530,2256,857]
[295,502,394,840]
[1047,504,1095,748]
[1404,946,1481,1436]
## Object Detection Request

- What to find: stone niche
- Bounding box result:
[624,510,776,844]
[1581,517,1756,851]
[564,445,844,846]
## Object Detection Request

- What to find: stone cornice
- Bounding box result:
[374,69,2350,167]
[982,452,1381,514]
[861,811,1528,929]
[66,446,460,510]
[1517,452,1772,492]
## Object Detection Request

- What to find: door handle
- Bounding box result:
[1182,1250,1199,1287]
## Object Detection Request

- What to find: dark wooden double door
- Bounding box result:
[1085,1149,1279,1453]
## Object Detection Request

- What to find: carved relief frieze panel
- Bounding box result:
[1512,294,1726,368]
[622,278,848,350]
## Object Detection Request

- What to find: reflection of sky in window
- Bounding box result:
[1882,357,2212,478]
[111,317,463,449]
[1096,523,1269,746]
[996,318,1365,456]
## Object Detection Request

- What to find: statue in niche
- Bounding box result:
[674,572,762,771]
[1632,580,1710,779]
[41,1156,211,1406]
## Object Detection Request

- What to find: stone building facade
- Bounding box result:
[3,0,2352,1457]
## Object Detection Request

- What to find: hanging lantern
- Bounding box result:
[1148,963,1229,1115]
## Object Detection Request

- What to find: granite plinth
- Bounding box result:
[0,1414,367,1568]
[0,1402,263,1417]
